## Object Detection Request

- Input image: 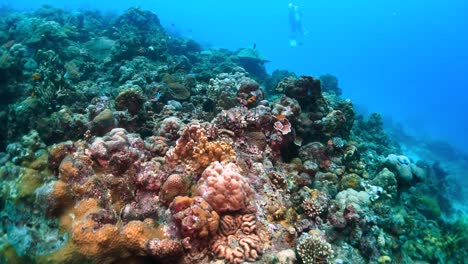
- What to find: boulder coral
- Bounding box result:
[159,173,189,205]
[88,128,147,173]
[196,161,254,214]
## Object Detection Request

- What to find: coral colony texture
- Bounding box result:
[0,6,466,264]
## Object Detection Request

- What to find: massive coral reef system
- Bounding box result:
[0,5,466,264]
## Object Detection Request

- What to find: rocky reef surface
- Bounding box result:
[0,5,466,264]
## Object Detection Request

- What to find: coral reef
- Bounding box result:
[0,5,465,264]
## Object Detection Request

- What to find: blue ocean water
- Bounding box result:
[4,0,468,157]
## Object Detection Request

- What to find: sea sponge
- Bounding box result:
[14,168,44,202]
[163,73,191,100]
[196,162,254,214]
[168,82,190,100]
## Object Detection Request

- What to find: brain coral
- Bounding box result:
[197,161,254,214]
[211,213,262,264]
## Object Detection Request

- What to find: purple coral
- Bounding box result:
[88,128,147,172]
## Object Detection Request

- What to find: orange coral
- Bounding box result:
[192,139,235,172]
[165,123,235,174]
[40,198,169,264]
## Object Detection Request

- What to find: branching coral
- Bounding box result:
[296,230,334,264]
[302,189,329,220]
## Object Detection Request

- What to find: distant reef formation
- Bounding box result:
[0,5,466,264]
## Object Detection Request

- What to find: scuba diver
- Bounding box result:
[288,2,306,46]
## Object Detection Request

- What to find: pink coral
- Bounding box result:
[145,238,184,260]
[274,118,292,135]
[197,162,254,214]
[155,116,184,141]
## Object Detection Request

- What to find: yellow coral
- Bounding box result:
[192,139,235,172]
[14,168,44,202]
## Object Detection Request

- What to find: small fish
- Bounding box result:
[294,136,303,146]
[31,73,42,80]
[153,91,162,101]
[276,114,286,120]
[247,95,256,104]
